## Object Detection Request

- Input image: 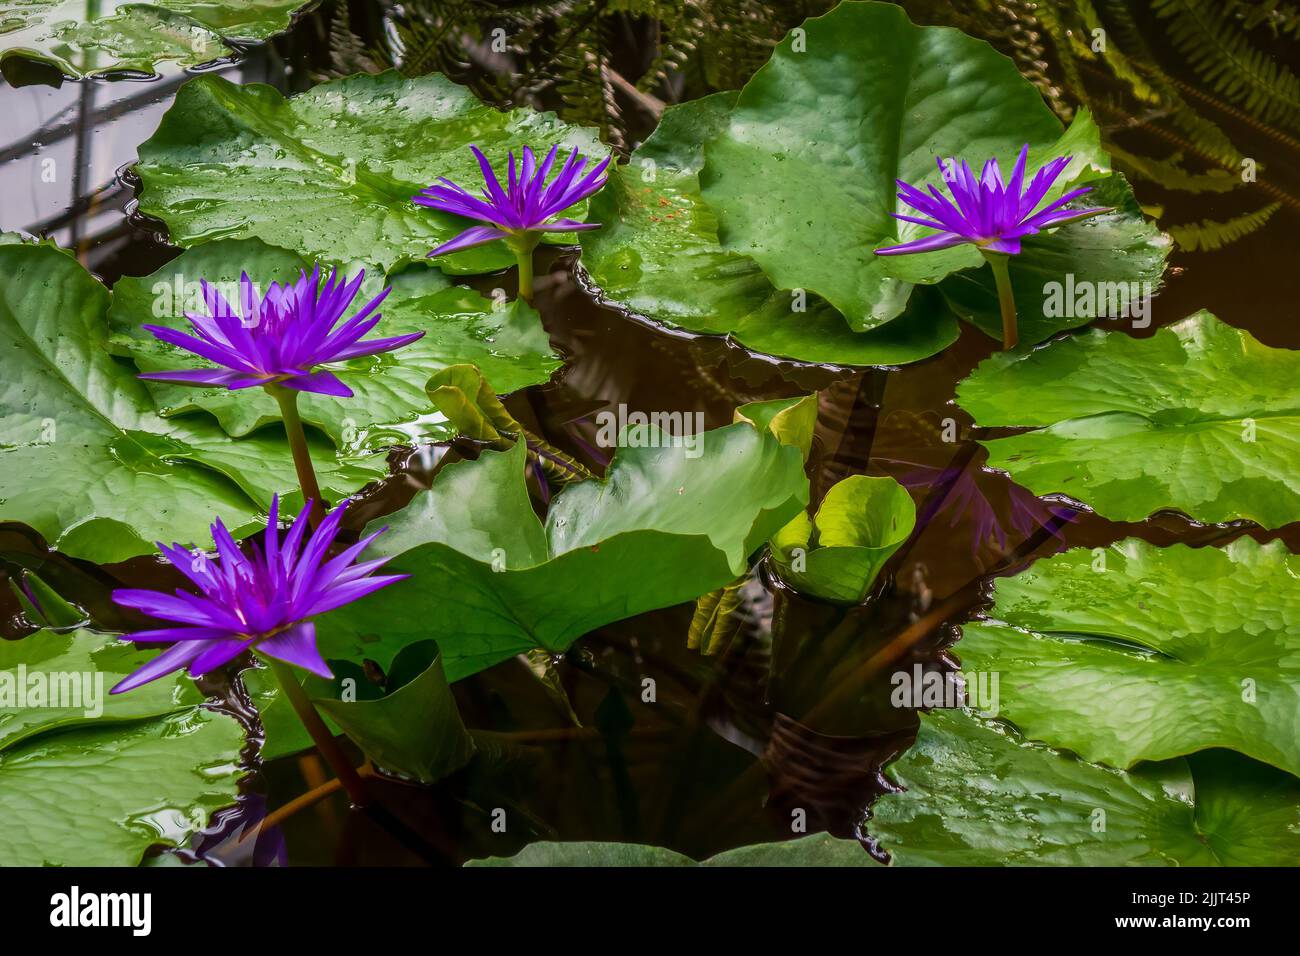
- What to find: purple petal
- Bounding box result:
[874,232,969,256]
[427,225,509,257]
[111,641,206,694]
[280,369,353,397]
[255,622,332,680]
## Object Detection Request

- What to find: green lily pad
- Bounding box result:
[771,475,916,603]
[956,310,1300,527]
[0,236,384,563]
[467,833,875,867]
[733,394,818,461]
[0,629,244,866]
[871,708,1300,866]
[958,536,1300,776]
[316,423,809,680]
[0,0,314,78]
[134,72,604,276]
[107,238,559,450]
[307,641,476,784]
[0,629,200,750]
[697,1,1161,333]
[579,92,961,367]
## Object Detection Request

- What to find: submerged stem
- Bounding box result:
[982,251,1019,350]
[269,385,324,529]
[264,657,370,808]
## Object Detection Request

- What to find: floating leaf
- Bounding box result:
[579,92,961,366]
[467,833,874,867]
[0,0,314,77]
[956,311,1300,527]
[771,476,916,603]
[697,1,1162,333]
[308,641,476,784]
[0,237,383,563]
[317,424,808,680]
[134,72,604,276]
[0,630,244,866]
[108,238,559,449]
[871,708,1300,866]
[733,394,817,461]
[959,537,1300,776]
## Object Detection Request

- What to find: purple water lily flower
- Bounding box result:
[415,144,611,257]
[139,267,422,398]
[874,146,1110,350]
[110,496,406,694]
[875,146,1110,257]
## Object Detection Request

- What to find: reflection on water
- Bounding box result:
[1,0,1298,865]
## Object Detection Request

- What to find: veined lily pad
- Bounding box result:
[316,423,809,680]
[579,92,961,366]
[956,311,1300,527]
[693,2,1166,338]
[108,238,559,449]
[958,536,1300,776]
[771,475,916,603]
[871,708,1300,866]
[0,629,244,866]
[134,72,604,276]
[0,237,383,563]
[0,0,314,78]
[467,833,875,867]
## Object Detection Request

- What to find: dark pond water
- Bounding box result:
[1,0,1298,865]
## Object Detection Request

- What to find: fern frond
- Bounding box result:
[1166,201,1282,250]
[1154,0,1300,131]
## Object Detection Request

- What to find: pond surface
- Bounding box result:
[1,0,1297,865]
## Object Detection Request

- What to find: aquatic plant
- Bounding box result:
[415,144,610,302]
[875,148,1110,348]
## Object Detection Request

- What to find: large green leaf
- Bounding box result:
[0,629,244,866]
[0,237,383,563]
[467,833,875,867]
[134,72,604,276]
[957,311,1300,527]
[309,641,476,784]
[107,238,559,449]
[580,92,960,366]
[959,536,1300,776]
[871,708,1300,866]
[0,0,313,77]
[697,1,1162,332]
[770,475,916,603]
[317,424,809,680]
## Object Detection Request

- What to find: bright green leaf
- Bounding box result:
[0,236,383,562]
[959,536,1300,776]
[0,0,313,77]
[317,424,808,680]
[134,72,604,276]
[871,708,1300,866]
[107,238,559,449]
[771,476,916,603]
[0,629,244,866]
[579,92,961,367]
[956,310,1300,527]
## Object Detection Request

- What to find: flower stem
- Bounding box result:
[507,233,542,305]
[982,251,1019,350]
[269,386,325,529]
[264,657,370,808]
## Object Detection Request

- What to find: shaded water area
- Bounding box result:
[1,0,1298,865]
